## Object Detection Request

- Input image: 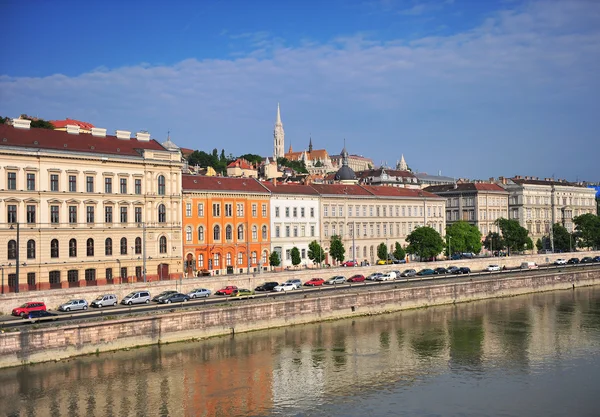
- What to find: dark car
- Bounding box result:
[26,310,58,322]
[433,267,447,275]
[347,274,366,282]
[392,258,407,264]
[152,290,178,302]
[580,257,594,264]
[454,267,471,274]
[158,293,189,304]
[400,269,417,277]
[417,269,435,276]
[446,266,460,274]
[255,282,279,292]
[567,258,580,264]
[594,256,600,263]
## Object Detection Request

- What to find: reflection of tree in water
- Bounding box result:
[410,327,446,360]
[160,376,170,417]
[498,307,530,369]
[332,327,347,368]
[312,325,327,367]
[379,331,391,350]
[448,314,484,370]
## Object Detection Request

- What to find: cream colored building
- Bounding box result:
[0,119,183,293]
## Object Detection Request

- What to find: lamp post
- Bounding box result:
[10,222,20,293]
[1,264,4,294]
[448,235,452,259]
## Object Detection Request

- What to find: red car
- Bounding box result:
[12,301,47,318]
[347,274,366,282]
[304,278,325,286]
[215,286,238,296]
[342,260,358,267]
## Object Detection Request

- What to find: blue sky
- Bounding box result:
[1,0,599,181]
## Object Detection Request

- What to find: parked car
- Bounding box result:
[400,269,417,277]
[433,267,448,275]
[325,276,346,285]
[347,274,366,282]
[304,278,325,286]
[342,260,359,267]
[255,282,279,292]
[594,256,600,263]
[376,272,396,281]
[392,259,407,264]
[121,291,151,305]
[91,294,117,308]
[26,310,58,322]
[188,288,211,298]
[446,266,460,274]
[159,293,190,304]
[376,259,391,265]
[58,299,88,312]
[416,269,435,276]
[486,265,501,272]
[366,272,383,281]
[520,262,539,270]
[581,257,594,264]
[215,286,238,296]
[152,290,178,302]
[554,258,567,266]
[567,258,580,264]
[273,282,296,292]
[454,267,471,274]
[284,279,303,289]
[12,301,46,318]
[231,289,255,298]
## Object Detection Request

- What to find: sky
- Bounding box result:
[1,0,599,181]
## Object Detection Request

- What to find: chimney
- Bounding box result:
[12,119,32,129]
[136,131,151,142]
[115,130,131,140]
[66,124,80,135]
[91,127,107,137]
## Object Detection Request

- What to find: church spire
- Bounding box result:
[273,103,285,160]
[276,102,281,124]
[397,154,408,171]
[308,135,313,153]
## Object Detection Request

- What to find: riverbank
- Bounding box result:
[1,267,599,368]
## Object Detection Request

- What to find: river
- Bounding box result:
[1,286,600,417]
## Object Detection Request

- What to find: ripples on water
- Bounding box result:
[1,287,600,417]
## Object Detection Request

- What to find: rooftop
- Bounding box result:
[182,175,269,193]
[424,183,508,193]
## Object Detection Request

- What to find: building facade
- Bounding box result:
[182,175,271,276]
[356,168,420,189]
[0,120,183,293]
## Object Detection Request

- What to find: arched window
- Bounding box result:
[225,225,232,240]
[158,204,166,223]
[237,225,244,240]
[105,238,112,256]
[251,251,257,265]
[262,250,268,265]
[69,238,77,257]
[157,175,166,195]
[159,236,167,253]
[120,237,127,255]
[135,237,142,254]
[26,240,36,259]
[198,226,204,241]
[51,239,59,258]
[8,240,17,260]
[262,225,268,240]
[185,226,192,242]
[214,253,220,267]
[198,254,204,268]
[86,238,94,257]
[237,252,243,265]
[213,225,220,240]
[226,252,232,266]
[252,225,258,240]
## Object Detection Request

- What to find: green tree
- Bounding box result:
[20,115,54,129]
[536,238,543,251]
[377,242,388,261]
[220,149,226,163]
[496,218,530,254]
[405,226,445,261]
[445,221,483,255]
[291,247,301,267]
[308,240,325,264]
[0,116,8,124]
[277,157,308,174]
[329,235,345,264]
[269,251,281,268]
[525,237,534,252]
[573,213,600,249]
[393,242,406,261]
[483,232,505,253]
[551,223,574,252]
[239,153,264,165]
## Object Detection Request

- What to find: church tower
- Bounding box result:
[273,103,285,160]
[397,154,408,171]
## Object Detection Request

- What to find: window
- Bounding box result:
[293,207,298,217]
[135,237,142,254]
[301,207,305,218]
[105,206,113,223]
[50,205,59,224]
[252,225,258,240]
[49,271,60,285]
[262,251,268,265]
[120,178,127,194]
[212,203,220,217]
[85,269,96,281]
[69,205,77,223]
[186,203,192,217]
[286,207,291,217]
[226,252,232,266]
[8,240,17,260]
[105,177,113,193]
[135,266,142,279]
[285,225,291,237]
[86,206,94,223]
[51,239,59,258]
[135,207,142,223]
[349,206,353,217]
[157,175,166,195]
[285,249,291,260]
[237,225,244,240]
[198,254,204,268]
[225,203,232,217]
[120,267,127,279]
[293,226,298,237]
[27,173,36,191]
[105,238,112,256]
[7,205,17,223]
[86,238,94,256]
[27,239,35,259]
[301,249,306,259]
[50,174,59,191]
[69,175,77,192]
[214,253,220,267]
[332,206,336,217]
[158,204,166,223]
[86,176,94,193]
[106,268,113,281]
[186,226,192,242]
[311,207,315,218]
[226,225,232,240]
[159,236,167,254]
[198,226,204,241]
[120,206,128,223]
[7,172,16,190]
[275,207,280,217]
[262,204,267,217]
[311,225,315,236]
[120,237,127,255]
[275,225,280,237]
[213,225,220,240]
[252,204,257,217]
[262,225,267,239]
[237,203,244,216]
[134,179,142,195]
[69,238,77,257]
[251,251,257,265]
[26,205,36,223]
[68,270,79,283]
[237,253,243,266]
[198,203,204,217]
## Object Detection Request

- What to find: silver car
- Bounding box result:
[90,294,118,308]
[325,276,346,285]
[58,299,88,312]
[188,288,211,298]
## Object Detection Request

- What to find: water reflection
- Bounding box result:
[1,287,600,417]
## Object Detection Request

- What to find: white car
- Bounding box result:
[188,288,211,298]
[273,283,296,292]
[376,272,396,281]
[486,264,501,272]
[554,258,567,266]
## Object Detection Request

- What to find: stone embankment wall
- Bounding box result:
[1,251,598,315]
[1,268,598,368]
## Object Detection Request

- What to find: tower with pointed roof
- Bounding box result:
[397,154,408,171]
[334,141,358,184]
[273,103,285,160]
[308,136,313,153]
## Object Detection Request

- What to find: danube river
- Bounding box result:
[1,286,600,417]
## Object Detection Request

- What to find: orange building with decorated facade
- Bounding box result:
[182,175,271,276]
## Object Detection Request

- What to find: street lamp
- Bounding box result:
[448,235,452,259]
[9,222,19,293]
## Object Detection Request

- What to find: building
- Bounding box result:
[181,175,270,276]
[330,150,374,173]
[226,158,258,178]
[356,168,419,189]
[424,183,509,237]
[285,139,336,175]
[49,118,95,134]
[273,103,285,160]
[415,172,456,188]
[0,120,183,293]
[261,182,320,268]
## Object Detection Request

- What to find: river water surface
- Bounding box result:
[1,286,600,417]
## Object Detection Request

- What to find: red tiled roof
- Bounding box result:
[360,185,441,199]
[227,158,254,169]
[261,182,319,195]
[0,124,166,157]
[474,183,507,191]
[424,183,508,193]
[309,183,373,196]
[182,175,269,193]
[49,118,95,129]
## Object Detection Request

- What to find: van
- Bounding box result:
[121,291,151,305]
[91,294,118,308]
[520,262,538,270]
